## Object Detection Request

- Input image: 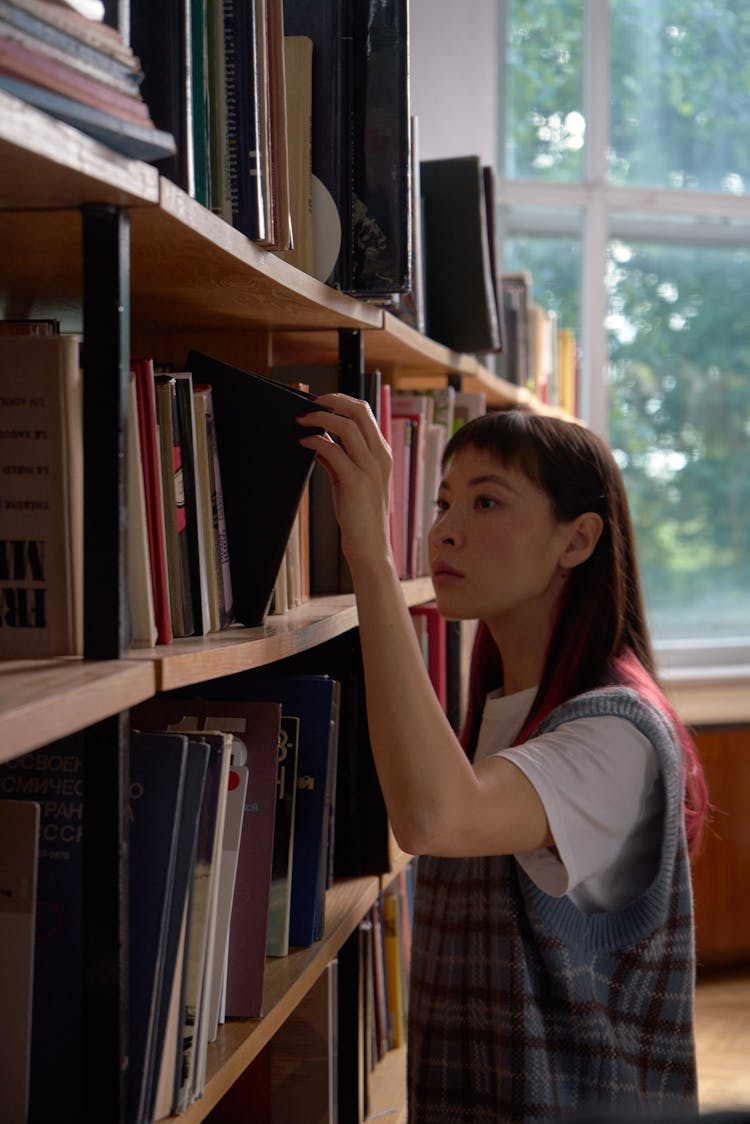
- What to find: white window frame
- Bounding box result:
[495,0,750,689]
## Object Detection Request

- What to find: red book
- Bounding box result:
[131,358,172,645]
[410,602,447,709]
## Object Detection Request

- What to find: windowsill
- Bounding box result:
[660,665,750,727]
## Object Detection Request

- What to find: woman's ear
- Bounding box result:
[560,512,604,572]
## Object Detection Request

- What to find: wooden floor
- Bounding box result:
[694,964,750,1112]
[366,966,750,1121]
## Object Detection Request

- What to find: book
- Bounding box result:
[205,0,229,221]
[0,333,82,658]
[131,358,172,645]
[145,739,210,1123]
[269,959,339,1124]
[125,730,189,1124]
[155,374,195,638]
[222,0,265,241]
[194,382,233,627]
[410,602,447,710]
[191,382,222,632]
[266,707,298,956]
[171,371,211,635]
[132,696,282,1021]
[390,394,431,577]
[183,350,326,625]
[382,884,406,1048]
[0,734,85,1123]
[282,0,347,286]
[264,0,292,251]
[207,738,249,1035]
[174,730,231,1111]
[420,155,502,354]
[348,0,411,297]
[273,35,314,275]
[389,415,411,580]
[126,373,158,647]
[129,0,194,192]
[0,800,39,1124]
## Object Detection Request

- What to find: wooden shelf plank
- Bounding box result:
[131,579,436,692]
[0,90,160,209]
[169,874,383,1124]
[0,658,157,761]
[128,178,385,333]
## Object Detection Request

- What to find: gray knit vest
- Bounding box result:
[407,687,698,1123]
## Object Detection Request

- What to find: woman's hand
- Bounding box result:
[297,393,394,572]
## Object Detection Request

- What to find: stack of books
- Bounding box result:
[0,0,176,160]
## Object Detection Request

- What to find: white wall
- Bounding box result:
[409,0,499,166]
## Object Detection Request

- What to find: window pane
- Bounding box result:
[610,0,750,193]
[504,0,585,181]
[607,239,750,641]
[503,232,581,334]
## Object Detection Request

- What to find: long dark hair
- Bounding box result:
[444,408,708,855]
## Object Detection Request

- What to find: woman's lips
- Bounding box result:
[431,562,464,583]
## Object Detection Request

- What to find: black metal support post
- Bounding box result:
[338,328,365,398]
[80,203,131,1122]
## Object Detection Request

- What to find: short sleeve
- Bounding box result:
[498,716,661,904]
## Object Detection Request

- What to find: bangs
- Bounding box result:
[441,410,544,487]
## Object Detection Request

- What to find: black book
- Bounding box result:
[184,350,327,626]
[283,0,349,288]
[126,730,189,1124]
[223,0,265,241]
[420,155,502,355]
[130,0,193,192]
[348,0,411,297]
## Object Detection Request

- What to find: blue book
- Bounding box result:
[140,737,210,1122]
[126,730,189,1124]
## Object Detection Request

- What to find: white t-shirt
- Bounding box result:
[475,687,664,913]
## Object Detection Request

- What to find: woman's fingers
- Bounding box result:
[297,393,391,474]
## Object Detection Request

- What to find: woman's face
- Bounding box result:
[428,445,575,635]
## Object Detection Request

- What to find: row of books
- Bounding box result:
[0,671,342,1122]
[0,0,176,160]
[498,269,580,415]
[0,602,446,1123]
[130,0,411,297]
[0,327,487,658]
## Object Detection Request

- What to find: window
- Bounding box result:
[498,0,750,660]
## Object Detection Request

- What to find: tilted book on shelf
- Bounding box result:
[0,333,82,658]
[126,730,190,1124]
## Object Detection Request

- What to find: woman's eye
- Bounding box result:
[475,496,497,511]
[434,498,449,513]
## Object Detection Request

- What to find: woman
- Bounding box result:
[298,398,708,1123]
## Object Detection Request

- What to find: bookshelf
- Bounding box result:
[0,74,550,1122]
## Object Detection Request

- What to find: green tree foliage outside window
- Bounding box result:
[502,0,750,644]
